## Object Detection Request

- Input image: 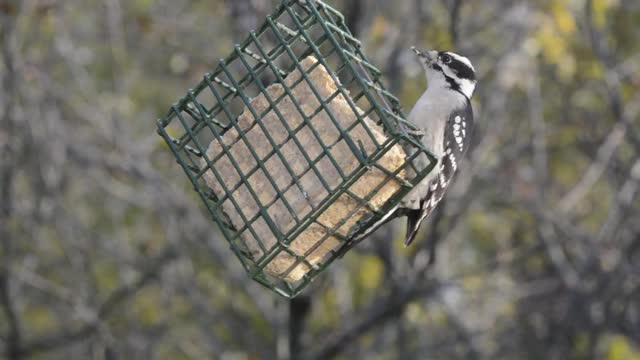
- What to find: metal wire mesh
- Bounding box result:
[156,0,436,298]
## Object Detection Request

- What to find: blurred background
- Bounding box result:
[1,0,639,359]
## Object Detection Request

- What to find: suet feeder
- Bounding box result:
[157,0,436,298]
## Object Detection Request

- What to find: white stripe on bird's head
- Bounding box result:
[413,48,477,100]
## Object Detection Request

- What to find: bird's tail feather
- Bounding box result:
[404,208,429,245]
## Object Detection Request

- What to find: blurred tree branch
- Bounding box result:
[343,0,363,37]
[309,280,440,360]
[289,295,311,359]
[1,6,23,359]
[13,247,177,358]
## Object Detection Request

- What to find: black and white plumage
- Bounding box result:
[355,48,477,249]
[404,98,474,244]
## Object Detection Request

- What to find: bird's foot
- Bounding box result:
[406,128,426,138]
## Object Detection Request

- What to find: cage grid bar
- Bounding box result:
[157,0,438,297]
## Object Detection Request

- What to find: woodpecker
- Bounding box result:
[355,48,477,252]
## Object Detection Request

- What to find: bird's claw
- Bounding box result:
[407,128,426,138]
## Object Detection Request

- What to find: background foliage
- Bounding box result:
[1,0,639,359]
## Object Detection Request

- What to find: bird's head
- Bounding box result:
[412,47,477,100]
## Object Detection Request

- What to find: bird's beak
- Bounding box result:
[411,47,437,65]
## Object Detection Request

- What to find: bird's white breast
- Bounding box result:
[402,84,467,209]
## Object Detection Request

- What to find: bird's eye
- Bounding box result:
[441,54,452,64]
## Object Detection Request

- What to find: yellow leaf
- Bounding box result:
[552,3,576,34]
[592,0,609,28]
[358,255,384,290]
[133,286,163,325]
[24,306,57,332]
[607,335,640,360]
[405,303,424,324]
[370,16,389,43]
[534,21,566,64]
[463,275,483,291]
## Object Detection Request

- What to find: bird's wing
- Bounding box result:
[405,103,474,245]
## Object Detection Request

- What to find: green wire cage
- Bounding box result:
[157,0,436,298]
